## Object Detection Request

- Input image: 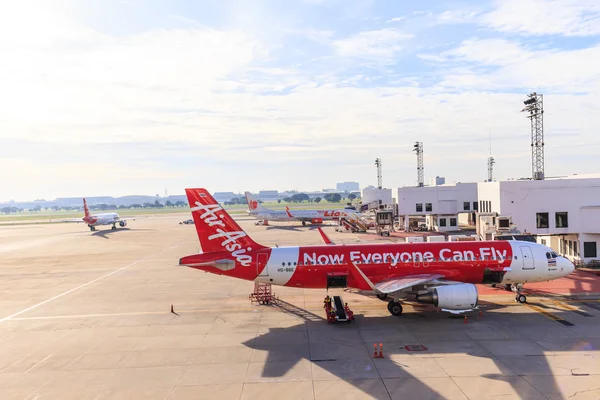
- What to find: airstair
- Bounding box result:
[336,212,370,233]
[323,295,354,323]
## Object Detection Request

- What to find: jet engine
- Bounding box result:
[311,218,323,224]
[119,221,127,227]
[415,283,478,310]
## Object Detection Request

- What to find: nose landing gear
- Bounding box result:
[512,284,527,303]
[516,294,527,303]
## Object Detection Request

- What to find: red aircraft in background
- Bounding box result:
[180,189,575,316]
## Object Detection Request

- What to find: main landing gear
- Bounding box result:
[111,224,117,231]
[302,221,307,226]
[88,225,96,231]
[387,300,403,316]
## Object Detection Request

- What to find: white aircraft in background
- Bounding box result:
[245,192,353,226]
[62,198,135,231]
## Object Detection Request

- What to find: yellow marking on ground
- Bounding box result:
[551,300,579,311]
[524,303,574,326]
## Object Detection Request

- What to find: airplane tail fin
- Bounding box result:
[83,198,90,218]
[186,189,266,253]
[244,192,269,213]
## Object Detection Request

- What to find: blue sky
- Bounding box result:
[1,0,599,200]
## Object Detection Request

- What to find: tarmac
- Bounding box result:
[1,215,600,399]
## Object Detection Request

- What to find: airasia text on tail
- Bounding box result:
[190,201,253,266]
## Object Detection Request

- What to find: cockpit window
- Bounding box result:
[551,252,558,258]
[546,252,551,259]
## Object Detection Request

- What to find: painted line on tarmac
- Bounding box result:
[550,300,593,317]
[0,239,190,324]
[580,302,600,312]
[524,303,574,326]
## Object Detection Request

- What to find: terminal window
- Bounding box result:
[584,242,597,258]
[416,203,423,212]
[463,202,470,211]
[450,218,457,226]
[439,218,447,227]
[473,202,478,211]
[536,212,549,229]
[425,203,432,212]
[555,212,568,228]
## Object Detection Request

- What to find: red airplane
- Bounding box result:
[180,189,575,316]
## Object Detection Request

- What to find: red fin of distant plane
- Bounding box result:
[317,227,335,245]
[83,198,90,218]
[285,207,294,218]
[186,189,266,254]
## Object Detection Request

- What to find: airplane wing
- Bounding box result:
[317,227,335,245]
[349,262,444,293]
[56,218,84,223]
[116,217,136,221]
[375,274,445,293]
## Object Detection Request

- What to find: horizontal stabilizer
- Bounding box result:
[317,227,335,245]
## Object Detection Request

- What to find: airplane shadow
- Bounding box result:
[91,228,155,239]
[236,297,599,400]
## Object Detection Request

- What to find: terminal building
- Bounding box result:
[396,174,600,265]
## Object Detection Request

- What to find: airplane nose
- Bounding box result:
[560,257,575,276]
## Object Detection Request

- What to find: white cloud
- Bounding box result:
[386,17,405,23]
[1,1,600,200]
[426,38,600,93]
[481,0,600,36]
[436,9,482,24]
[332,28,414,60]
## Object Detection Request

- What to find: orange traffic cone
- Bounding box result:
[378,343,384,358]
[464,315,468,324]
[373,343,378,358]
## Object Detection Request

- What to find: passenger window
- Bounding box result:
[514,256,518,259]
[281,262,285,266]
[294,262,297,266]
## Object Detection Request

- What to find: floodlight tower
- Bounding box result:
[487,133,495,182]
[521,92,544,180]
[487,156,495,182]
[374,158,382,189]
[413,142,424,187]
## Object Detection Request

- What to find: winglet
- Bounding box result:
[317,227,335,245]
[348,262,379,292]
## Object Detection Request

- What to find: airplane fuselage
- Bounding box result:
[250,209,350,222]
[84,212,122,227]
[181,240,573,289]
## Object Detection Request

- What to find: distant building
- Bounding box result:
[257,190,278,200]
[336,182,360,192]
[213,192,237,202]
